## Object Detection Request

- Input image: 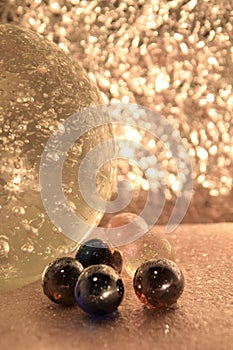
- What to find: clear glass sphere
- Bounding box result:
[0,24,114,291]
[121,231,174,278]
[105,212,149,244]
[105,212,174,277]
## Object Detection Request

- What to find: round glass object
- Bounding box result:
[121,231,174,278]
[105,212,149,246]
[0,24,114,292]
[105,212,173,277]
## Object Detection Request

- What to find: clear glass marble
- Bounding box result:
[106,212,149,245]
[121,231,174,278]
[105,212,174,277]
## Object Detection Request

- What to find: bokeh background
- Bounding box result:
[1,0,233,225]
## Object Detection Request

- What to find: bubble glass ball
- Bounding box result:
[133,258,184,308]
[0,24,114,291]
[74,264,124,316]
[75,239,123,273]
[42,257,84,306]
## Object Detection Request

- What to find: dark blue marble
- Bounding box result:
[74,264,124,316]
[75,238,123,273]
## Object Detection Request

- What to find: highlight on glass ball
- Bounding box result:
[0,24,115,292]
[133,258,185,309]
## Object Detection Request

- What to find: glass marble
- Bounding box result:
[74,264,124,316]
[133,258,184,308]
[105,212,149,245]
[0,24,114,292]
[75,239,123,274]
[42,257,83,306]
[120,230,174,278]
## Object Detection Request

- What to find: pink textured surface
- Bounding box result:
[1,223,233,350]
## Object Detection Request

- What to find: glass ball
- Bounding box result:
[75,238,123,273]
[105,212,149,246]
[0,24,114,292]
[42,257,83,306]
[74,264,124,316]
[133,258,184,308]
[121,231,174,278]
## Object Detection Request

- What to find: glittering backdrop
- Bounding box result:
[1,0,233,224]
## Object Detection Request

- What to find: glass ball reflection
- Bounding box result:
[0,24,114,291]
